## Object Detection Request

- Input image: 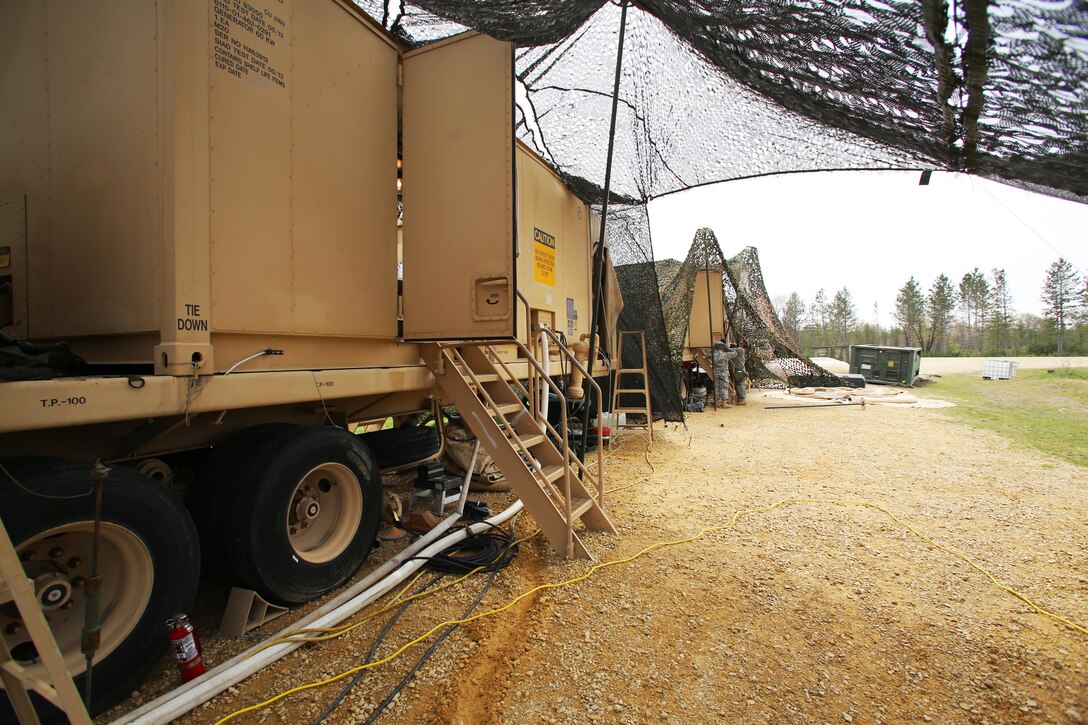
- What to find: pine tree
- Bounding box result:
[958,273,973,350]
[780,292,805,339]
[958,269,990,353]
[925,274,956,353]
[894,277,926,347]
[827,288,859,346]
[1041,258,1084,356]
[808,289,829,346]
[988,268,1014,354]
[971,270,991,352]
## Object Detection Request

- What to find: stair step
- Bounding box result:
[513,432,547,449]
[614,389,648,395]
[424,342,617,560]
[540,464,566,484]
[617,369,646,374]
[613,408,650,414]
[570,498,595,519]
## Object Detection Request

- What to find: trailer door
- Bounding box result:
[401,33,515,340]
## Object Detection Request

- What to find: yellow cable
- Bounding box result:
[246,518,527,657]
[242,568,473,658]
[215,497,1086,724]
[711,497,1088,638]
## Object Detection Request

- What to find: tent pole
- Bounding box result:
[704,240,716,410]
[579,0,629,459]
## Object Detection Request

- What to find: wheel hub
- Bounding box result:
[285,463,364,564]
[35,573,73,611]
[2,522,154,676]
[295,495,321,524]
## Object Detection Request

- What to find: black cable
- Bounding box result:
[363,566,502,725]
[313,573,445,725]
[401,522,519,575]
[1,461,94,500]
[419,527,519,574]
[316,522,519,723]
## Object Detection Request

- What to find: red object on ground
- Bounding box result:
[589,426,611,444]
[167,613,206,682]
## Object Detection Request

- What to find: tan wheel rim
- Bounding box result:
[1,522,154,677]
[286,463,363,564]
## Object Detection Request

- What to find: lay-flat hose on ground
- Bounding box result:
[113,499,524,725]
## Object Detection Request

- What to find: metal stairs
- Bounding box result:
[609,330,654,450]
[423,340,616,559]
[0,518,92,724]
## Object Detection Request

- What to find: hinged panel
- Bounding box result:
[688,270,725,348]
[0,196,28,339]
[401,33,515,340]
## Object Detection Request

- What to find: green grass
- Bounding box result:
[925,368,1088,467]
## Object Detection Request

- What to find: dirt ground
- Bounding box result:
[109,379,1087,725]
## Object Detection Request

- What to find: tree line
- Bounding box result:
[776,259,1088,357]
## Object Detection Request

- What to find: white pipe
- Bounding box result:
[539,330,550,432]
[114,500,524,724]
[455,440,481,516]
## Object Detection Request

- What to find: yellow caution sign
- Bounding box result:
[533,227,556,286]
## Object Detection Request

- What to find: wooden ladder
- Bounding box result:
[0,518,92,725]
[423,341,616,559]
[609,330,654,451]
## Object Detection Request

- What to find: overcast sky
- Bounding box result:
[647,170,1088,327]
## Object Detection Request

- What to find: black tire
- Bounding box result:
[223,426,381,604]
[0,459,199,720]
[194,424,299,582]
[358,426,440,469]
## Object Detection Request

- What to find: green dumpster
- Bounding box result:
[848,345,922,385]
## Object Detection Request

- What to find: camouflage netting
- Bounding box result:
[358,0,1088,204]
[608,205,684,423]
[351,0,1087,421]
[661,229,844,390]
[724,245,845,388]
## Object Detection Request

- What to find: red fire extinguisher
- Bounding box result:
[167,613,206,682]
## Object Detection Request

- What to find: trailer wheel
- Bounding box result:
[0,459,199,718]
[195,424,299,581]
[225,426,381,604]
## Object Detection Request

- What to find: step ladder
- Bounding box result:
[0,519,92,725]
[609,331,654,451]
[423,341,616,559]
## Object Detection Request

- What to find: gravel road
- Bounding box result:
[106,385,1087,725]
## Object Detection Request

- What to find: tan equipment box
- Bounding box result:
[0,1,603,441]
[683,269,726,357]
[3,0,404,375]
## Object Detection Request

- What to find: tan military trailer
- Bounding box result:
[0,0,619,715]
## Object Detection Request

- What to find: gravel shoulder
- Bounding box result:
[110,387,1087,724]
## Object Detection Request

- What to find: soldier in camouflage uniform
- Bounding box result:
[732,341,749,405]
[710,341,735,407]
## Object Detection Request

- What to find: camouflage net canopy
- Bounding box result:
[661,229,845,390]
[351,0,1088,421]
[359,0,1088,204]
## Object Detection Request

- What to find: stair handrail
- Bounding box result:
[437,340,577,547]
[441,347,545,467]
[473,339,605,505]
[516,290,533,348]
[536,326,605,503]
[439,342,569,484]
[515,290,544,424]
